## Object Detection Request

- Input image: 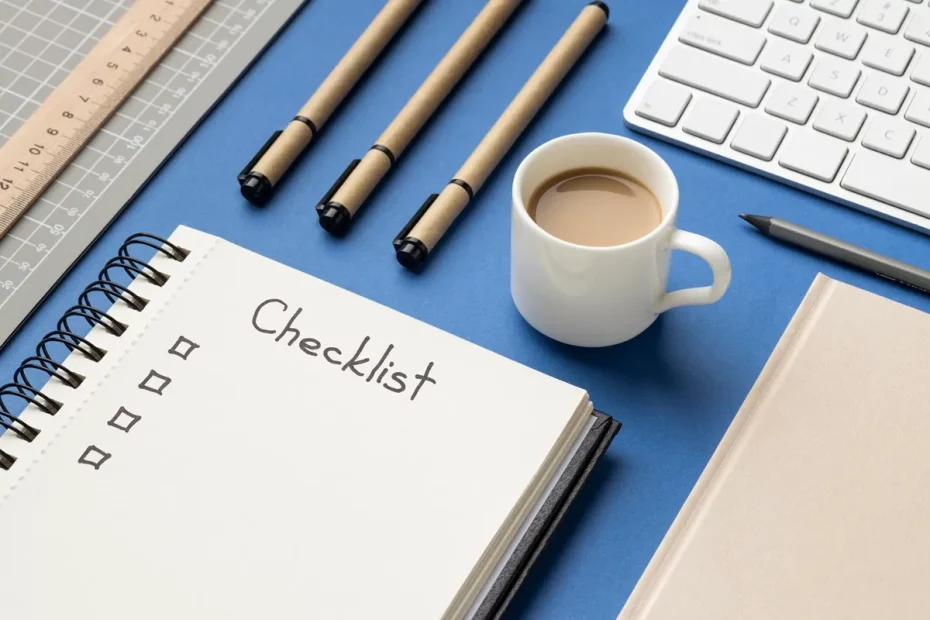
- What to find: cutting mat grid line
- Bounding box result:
[0,0,274,306]
[2,0,247,269]
[0,0,127,142]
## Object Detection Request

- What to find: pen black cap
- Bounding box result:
[318,203,352,236]
[395,238,429,273]
[588,1,610,18]
[240,172,274,207]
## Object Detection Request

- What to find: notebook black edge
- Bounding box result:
[475,410,621,620]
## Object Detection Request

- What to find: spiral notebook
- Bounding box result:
[0,226,619,620]
[618,275,930,620]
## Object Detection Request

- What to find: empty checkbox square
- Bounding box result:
[168,335,200,360]
[138,370,171,395]
[108,406,141,432]
[78,445,111,470]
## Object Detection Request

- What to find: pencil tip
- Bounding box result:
[739,214,771,233]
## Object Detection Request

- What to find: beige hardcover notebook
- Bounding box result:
[618,274,930,620]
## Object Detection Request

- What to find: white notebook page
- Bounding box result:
[0,226,588,619]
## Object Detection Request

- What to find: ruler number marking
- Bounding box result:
[0,0,272,298]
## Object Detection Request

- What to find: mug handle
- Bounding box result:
[655,230,732,314]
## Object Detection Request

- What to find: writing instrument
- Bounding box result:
[393,1,609,271]
[740,214,930,295]
[238,0,426,206]
[317,0,525,236]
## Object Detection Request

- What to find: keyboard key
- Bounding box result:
[904,11,930,47]
[815,19,868,59]
[862,116,915,157]
[683,97,740,144]
[905,89,930,127]
[761,39,814,81]
[779,130,849,182]
[856,72,909,112]
[857,0,909,34]
[860,35,914,75]
[698,0,773,28]
[841,151,930,216]
[731,113,788,160]
[809,57,862,97]
[912,54,930,87]
[814,99,867,141]
[765,82,819,124]
[810,0,860,18]
[912,135,930,170]
[635,80,692,126]
[769,5,821,43]
[680,13,767,65]
[659,46,771,107]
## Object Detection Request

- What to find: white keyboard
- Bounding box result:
[624,0,930,234]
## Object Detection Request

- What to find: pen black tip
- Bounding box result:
[739,213,772,234]
[318,203,352,236]
[395,238,429,273]
[240,172,274,206]
[588,1,610,18]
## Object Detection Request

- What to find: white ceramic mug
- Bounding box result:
[511,133,731,347]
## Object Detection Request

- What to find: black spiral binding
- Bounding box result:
[0,233,188,471]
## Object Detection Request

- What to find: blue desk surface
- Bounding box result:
[4,0,930,617]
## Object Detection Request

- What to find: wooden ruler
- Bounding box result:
[0,0,212,238]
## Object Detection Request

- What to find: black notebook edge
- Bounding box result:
[474,410,621,620]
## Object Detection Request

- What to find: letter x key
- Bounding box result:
[814,100,867,142]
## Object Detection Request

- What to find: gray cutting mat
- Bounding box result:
[0,0,305,346]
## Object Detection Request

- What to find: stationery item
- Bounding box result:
[618,274,930,620]
[624,0,930,236]
[317,0,525,236]
[0,0,306,348]
[0,226,619,620]
[512,133,730,347]
[0,0,211,239]
[393,1,610,271]
[741,214,930,295]
[239,0,426,206]
[528,167,662,247]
